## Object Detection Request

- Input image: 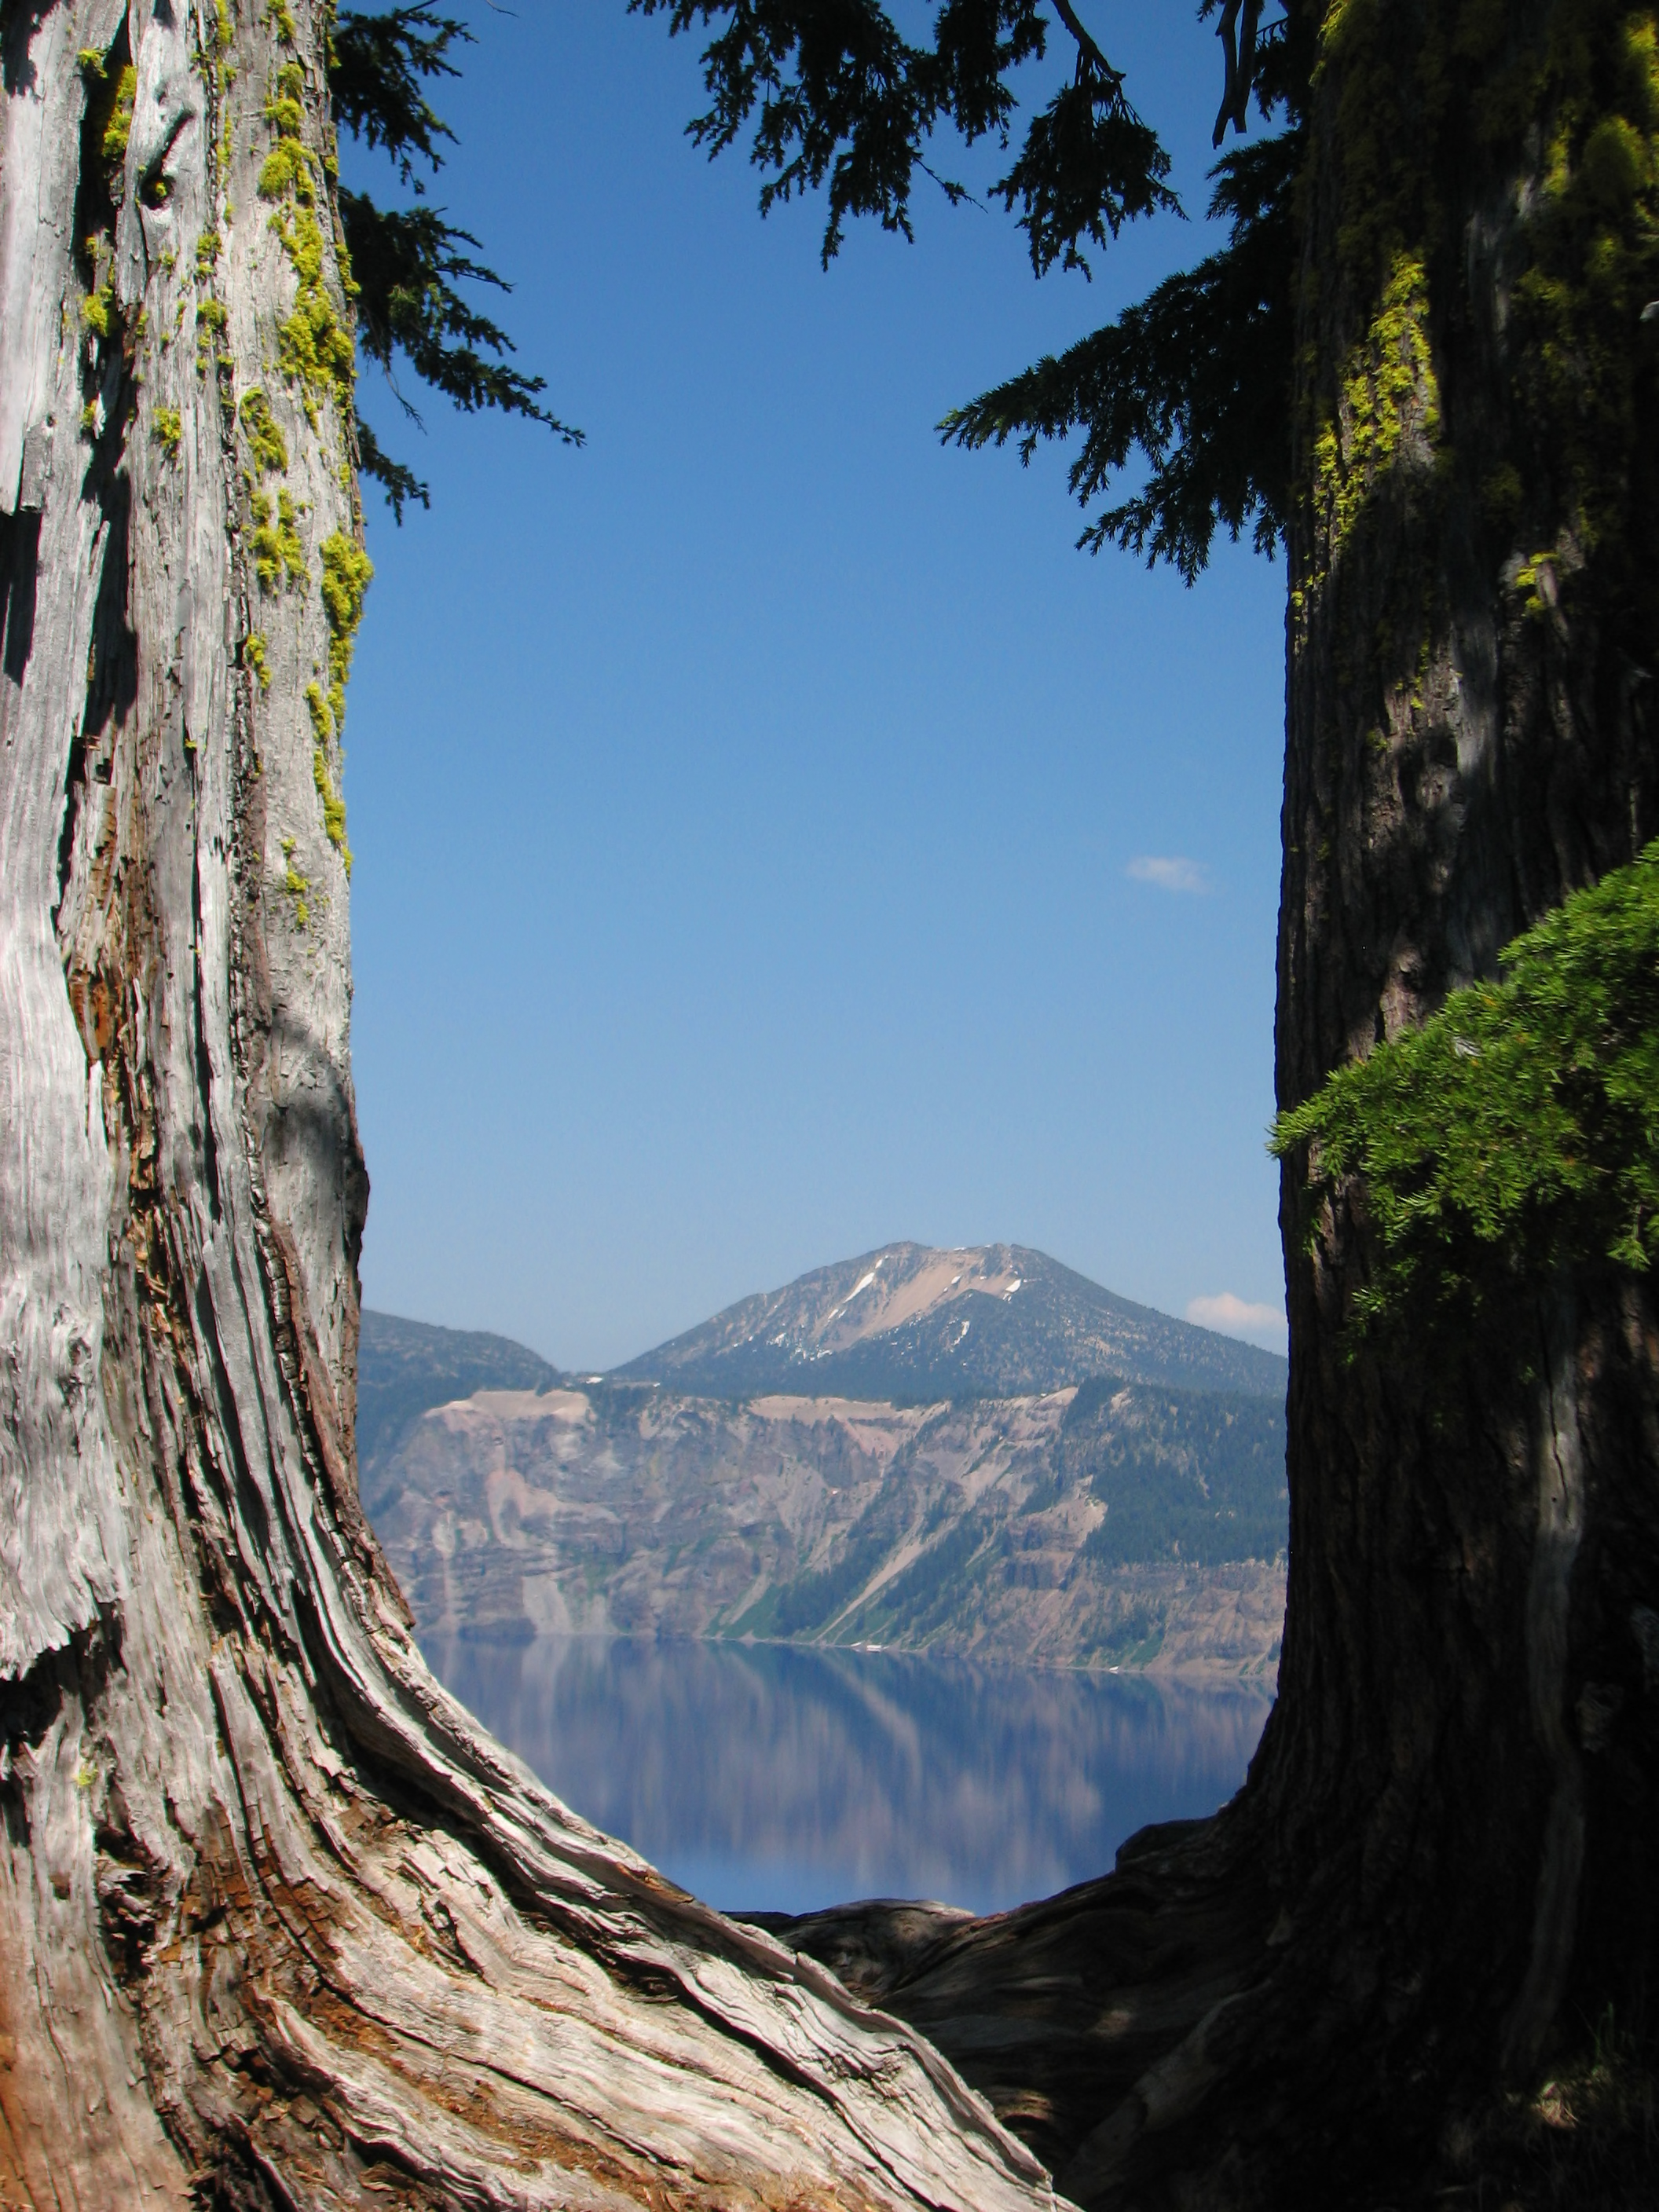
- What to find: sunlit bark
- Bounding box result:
[0,4,1058,2203]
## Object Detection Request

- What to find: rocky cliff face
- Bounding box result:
[366,1376,1287,1677]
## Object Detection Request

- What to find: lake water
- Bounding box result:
[425,1635,1274,1917]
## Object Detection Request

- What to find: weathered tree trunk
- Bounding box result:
[0,5,1060,2205]
[767,2,1659,2203]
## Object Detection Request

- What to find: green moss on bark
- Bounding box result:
[304,531,372,870]
[317,530,370,720]
[269,204,357,427]
[251,486,306,588]
[257,54,357,430]
[239,386,289,473]
[97,63,137,176]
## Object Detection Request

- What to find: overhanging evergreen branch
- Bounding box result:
[942,131,1297,580]
[632,2,1305,577]
[331,6,581,515]
[993,60,1180,279]
[354,413,429,522]
[629,1,1171,271]
[331,5,465,187]
[1271,841,1659,1346]
[338,192,580,435]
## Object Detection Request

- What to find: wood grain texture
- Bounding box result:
[0,5,1061,2204]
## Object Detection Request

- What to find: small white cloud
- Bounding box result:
[1127,855,1210,894]
[1186,1292,1287,1354]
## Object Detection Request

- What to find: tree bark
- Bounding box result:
[0,5,1059,2205]
[764,2,1659,2203]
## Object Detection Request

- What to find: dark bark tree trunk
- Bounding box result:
[7,0,1657,2204]
[771,2,1659,2203]
[0,5,1060,2205]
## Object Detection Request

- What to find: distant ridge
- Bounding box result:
[357,1310,560,1474]
[613,1242,1286,1404]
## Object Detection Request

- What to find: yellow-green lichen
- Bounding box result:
[152,408,182,458]
[1312,252,1441,572]
[1283,0,1458,664]
[255,59,355,430]
[312,741,350,867]
[196,298,227,376]
[280,837,310,928]
[196,226,222,279]
[258,127,314,201]
[1513,550,1564,620]
[77,46,108,75]
[305,678,333,743]
[269,207,356,427]
[1317,0,1452,293]
[318,530,372,725]
[99,63,137,174]
[259,64,317,203]
[1311,0,1659,663]
[307,533,372,871]
[81,271,116,340]
[244,631,271,689]
[267,0,296,42]
[251,485,306,588]
[215,0,234,50]
[318,532,372,659]
[239,386,288,473]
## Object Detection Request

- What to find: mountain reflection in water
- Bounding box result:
[425,1634,1273,1917]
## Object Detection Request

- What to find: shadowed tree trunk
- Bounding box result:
[0,4,1061,2205]
[767,2,1659,2203]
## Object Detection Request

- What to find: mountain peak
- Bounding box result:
[615,1243,1285,1403]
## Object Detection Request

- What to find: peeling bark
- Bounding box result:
[0,4,1059,2205]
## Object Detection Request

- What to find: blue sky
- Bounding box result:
[342,2,1291,1371]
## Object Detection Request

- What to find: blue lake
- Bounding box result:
[424,1635,1274,1918]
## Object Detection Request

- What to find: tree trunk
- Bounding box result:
[0,5,1060,2206]
[765,2,1659,2203]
